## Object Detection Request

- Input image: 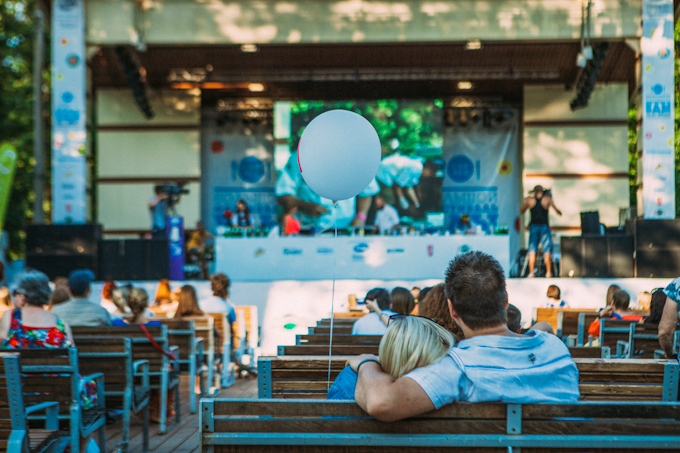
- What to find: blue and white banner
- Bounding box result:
[442,112,520,261]
[641,0,675,219]
[51,0,87,223]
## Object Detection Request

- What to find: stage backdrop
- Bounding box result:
[442,109,521,263]
[201,108,277,234]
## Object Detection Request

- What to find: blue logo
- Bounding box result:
[61,92,74,103]
[58,0,76,10]
[447,155,474,183]
[387,248,404,254]
[652,84,664,95]
[353,243,369,253]
[283,248,302,255]
[238,156,265,183]
[170,244,183,257]
[317,248,333,254]
[55,109,80,124]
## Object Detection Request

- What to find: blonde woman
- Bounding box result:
[327,315,455,399]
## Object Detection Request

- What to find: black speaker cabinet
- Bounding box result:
[25,224,101,255]
[25,254,98,281]
[580,211,601,236]
[583,236,608,277]
[147,240,170,280]
[608,235,634,278]
[560,236,584,278]
[98,240,124,281]
[98,239,169,281]
[634,219,680,250]
[560,235,634,278]
[636,250,680,278]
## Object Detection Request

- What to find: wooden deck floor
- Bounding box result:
[105,376,258,453]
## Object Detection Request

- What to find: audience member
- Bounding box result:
[329,315,455,400]
[417,284,463,339]
[153,279,177,313]
[47,286,71,311]
[588,289,641,337]
[366,287,416,329]
[351,288,392,335]
[112,288,161,327]
[373,195,400,235]
[545,285,569,308]
[108,284,134,318]
[99,281,118,315]
[659,277,680,358]
[200,273,237,323]
[282,204,301,236]
[52,270,112,327]
[349,251,579,421]
[174,285,206,318]
[506,304,522,333]
[605,284,621,308]
[644,288,667,325]
[0,263,8,317]
[636,291,652,311]
[530,321,555,335]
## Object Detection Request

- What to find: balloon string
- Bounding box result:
[328,201,337,391]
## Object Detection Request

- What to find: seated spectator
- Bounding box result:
[329,315,456,400]
[200,273,237,324]
[112,288,161,327]
[174,285,206,318]
[352,288,392,335]
[47,285,70,311]
[108,284,134,318]
[588,289,642,337]
[362,287,416,332]
[644,288,667,325]
[153,279,178,314]
[659,277,680,358]
[545,285,569,308]
[282,204,301,236]
[417,284,463,339]
[349,251,579,421]
[0,287,12,318]
[506,304,522,333]
[52,270,112,327]
[604,284,621,308]
[99,281,119,315]
[530,321,555,335]
[636,291,652,311]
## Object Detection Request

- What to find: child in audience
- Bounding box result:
[417,284,463,339]
[588,289,642,337]
[636,291,652,311]
[328,315,455,400]
[544,285,569,308]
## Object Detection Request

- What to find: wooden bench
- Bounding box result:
[0,352,62,453]
[258,356,679,401]
[308,326,353,335]
[317,318,361,326]
[278,344,610,359]
[156,319,205,413]
[205,312,235,388]
[200,398,680,452]
[75,337,151,453]
[556,311,599,346]
[296,334,382,345]
[532,307,597,333]
[71,326,181,434]
[599,319,640,357]
[17,348,107,453]
[183,316,222,394]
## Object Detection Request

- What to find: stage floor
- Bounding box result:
[90,277,672,356]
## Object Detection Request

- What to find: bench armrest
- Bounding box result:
[81,373,106,411]
[616,340,629,358]
[170,345,180,371]
[25,402,60,430]
[655,349,666,359]
[194,338,204,357]
[133,359,150,389]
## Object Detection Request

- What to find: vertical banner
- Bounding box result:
[201,110,276,234]
[167,216,185,280]
[641,0,675,219]
[442,110,520,263]
[52,0,87,224]
[0,143,18,231]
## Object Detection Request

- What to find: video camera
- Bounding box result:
[160,182,190,208]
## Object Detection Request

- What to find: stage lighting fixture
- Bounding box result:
[570,42,609,111]
[241,44,258,53]
[115,45,154,119]
[458,109,468,126]
[576,53,587,68]
[248,83,265,92]
[458,81,473,90]
[465,39,482,50]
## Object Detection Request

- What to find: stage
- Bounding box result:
[89,277,672,356]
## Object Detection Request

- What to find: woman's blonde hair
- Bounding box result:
[155,279,171,305]
[127,288,149,323]
[379,316,455,379]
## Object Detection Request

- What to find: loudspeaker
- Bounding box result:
[634,219,680,250]
[98,240,124,281]
[124,240,147,280]
[636,250,680,278]
[25,255,98,281]
[608,235,634,278]
[560,236,584,278]
[25,224,101,255]
[580,211,601,236]
[583,236,608,277]
[147,240,170,280]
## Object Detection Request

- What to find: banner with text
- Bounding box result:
[442,110,520,262]
[641,0,675,219]
[51,0,87,224]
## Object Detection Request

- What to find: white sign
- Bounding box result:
[641,0,675,219]
[51,0,87,223]
[215,235,510,281]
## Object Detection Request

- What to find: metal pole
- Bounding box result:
[33,10,44,224]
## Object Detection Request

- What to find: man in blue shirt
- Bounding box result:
[349,251,579,421]
[351,288,393,336]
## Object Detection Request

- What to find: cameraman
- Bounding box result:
[149,185,169,239]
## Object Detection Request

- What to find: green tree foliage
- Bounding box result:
[0,0,46,260]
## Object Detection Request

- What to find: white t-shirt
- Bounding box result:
[374,204,400,234]
[405,330,580,408]
[200,296,237,323]
[351,310,395,336]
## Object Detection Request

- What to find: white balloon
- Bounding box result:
[298,110,381,201]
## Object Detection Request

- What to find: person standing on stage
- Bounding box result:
[373,196,400,235]
[148,185,169,239]
[520,185,562,278]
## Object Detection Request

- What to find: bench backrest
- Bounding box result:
[308,326,353,335]
[258,356,679,401]
[533,307,597,332]
[234,305,258,351]
[599,319,638,353]
[317,318,360,326]
[0,352,21,450]
[156,319,197,369]
[183,316,215,358]
[206,312,230,354]
[556,311,599,346]
[75,337,134,407]
[627,323,660,358]
[296,334,381,345]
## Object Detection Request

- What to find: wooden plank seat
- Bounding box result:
[532,308,597,333]
[182,316,221,395]
[598,319,640,357]
[317,318,362,326]
[74,337,150,453]
[557,311,600,346]
[258,356,680,401]
[296,334,382,345]
[205,312,235,389]
[233,306,259,373]
[71,326,180,434]
[0,352,63,453]
[200,398,680,452]
[623,323,662,358]
[308,326,353,335]
[16,348,106,453]
[156,319,205,413]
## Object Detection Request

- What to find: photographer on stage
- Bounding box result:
[520,185,562,278]
[149,185,169,239]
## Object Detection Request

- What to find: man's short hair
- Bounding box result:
[444,251,507,330]
[366,288,390,311]
[506,304,521,333]
[612,289,631,311]
[68,269,94,297]
[546,285,561,300]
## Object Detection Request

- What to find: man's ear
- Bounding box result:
[447,299,458,319]
[504,290,509,310]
